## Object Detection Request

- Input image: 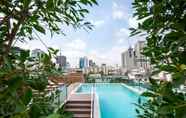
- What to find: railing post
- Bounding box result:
[65,84,68,100]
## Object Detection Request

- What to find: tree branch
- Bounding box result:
[0,10,29,67]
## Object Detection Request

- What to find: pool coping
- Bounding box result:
[121,83,146,95]
[74,83,146,94]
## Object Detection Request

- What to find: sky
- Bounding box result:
[15,0,144,67]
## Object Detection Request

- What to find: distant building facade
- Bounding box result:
[79,56,89,69]
[31,49,44,58]
[101,64,108,75]
[121,41,151,72]
[134,41,150,70]
[89,59,96,67]
[121,47,136,70]
[56,55,67,69]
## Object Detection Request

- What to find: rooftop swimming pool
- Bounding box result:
[76,83,143,118]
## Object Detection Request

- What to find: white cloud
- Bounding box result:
[56,38,87,67]
[112,10,125,20]
[104,46,127,65]
[116,28,130,37]
[94,20,105,27]
[112,2,118,8]
[114,27,146,47]
[86,46,127,66]
[65,39,86,51]
[112,2,129,20]
[90,20,105,28]
[117,38,125,44]
[114,28,130,44]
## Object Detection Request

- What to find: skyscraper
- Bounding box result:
[101,63,108,75]
[89,59,96,67]
[79,56,89,69]
[121,41,151,71]
[56,55,67,69]
[121,47,136,70]
[134,41,150,70]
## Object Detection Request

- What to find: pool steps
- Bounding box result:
[64,93,92,118]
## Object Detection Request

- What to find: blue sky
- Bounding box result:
[16,0,143,67]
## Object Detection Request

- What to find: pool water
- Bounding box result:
[76,83,142,118]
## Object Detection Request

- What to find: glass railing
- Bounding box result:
[52,84,68,111]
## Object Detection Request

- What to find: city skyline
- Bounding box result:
[15,0,144,67]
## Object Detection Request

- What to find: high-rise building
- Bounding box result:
[56,55,67,69]
[101,63,108,75]
[134,41,150,70]
[89,59,96,67]
[31,49,44,58]
[121,47,136,70]
[121,41,151,72]
[79,58,84,69]
[89,60,93,67]
[79,56,89,69]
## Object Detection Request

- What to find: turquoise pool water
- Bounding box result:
[76,83,141,118]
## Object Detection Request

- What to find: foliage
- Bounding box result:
[0,0,97,117]
[84,74,96,83]
[43,105,73,118]
[0,47,59,117]
[131,0,186,117]
[0,0,98,65]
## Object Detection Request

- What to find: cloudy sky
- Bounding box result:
[15,0,143,67]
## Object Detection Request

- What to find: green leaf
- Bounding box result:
[46,114,61,118]
[47,0,54,10]
[80,0,89,5]
[15,102,26,113]
[33,24,45,34]
[23,0,31,7]
[20,50,30,62]
[136,109,140,114]
[29,103,42,118]
[141,91,156,97]
[91,0,98,5]
[138,98,141,104]
[8,76,23,91]
[158,105,172,115]
[21,88,32,105]
[79,9,89,14]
